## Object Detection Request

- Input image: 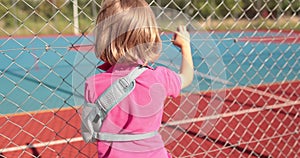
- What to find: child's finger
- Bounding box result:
[175,30,189,40]
[177,26,183,32]
[181,25,186,30]
[171,34,175,42]
[182,25,187,32]
[171,32,178,43]
[174,31,180,36]
[173,31,181,40]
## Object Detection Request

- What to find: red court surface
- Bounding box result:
[0,80,299,157]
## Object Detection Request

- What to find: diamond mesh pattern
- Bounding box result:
[0,0,299,157]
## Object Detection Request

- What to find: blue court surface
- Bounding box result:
[0,32,299,114]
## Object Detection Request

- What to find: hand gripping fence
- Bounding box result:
[81,65,158,143]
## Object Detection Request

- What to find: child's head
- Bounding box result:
[94,0,161,65]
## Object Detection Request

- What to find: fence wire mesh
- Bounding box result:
[0,0,299,157]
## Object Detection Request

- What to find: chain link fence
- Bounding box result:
[0,0,299,157]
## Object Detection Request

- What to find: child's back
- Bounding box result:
[84,0,193,157]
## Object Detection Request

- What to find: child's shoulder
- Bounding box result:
[148,66,180,83]
[153,66,172,72]
[152,66,178,76]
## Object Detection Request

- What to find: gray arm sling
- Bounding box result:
[81,66,158,143]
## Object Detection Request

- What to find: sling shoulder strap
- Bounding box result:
[96,65,148,113]
[90,65,157,142]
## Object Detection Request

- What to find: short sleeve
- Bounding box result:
[156,67,181,98]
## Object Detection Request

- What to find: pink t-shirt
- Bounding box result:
[85,64,181,158]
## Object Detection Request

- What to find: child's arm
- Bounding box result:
[172,26,194,89]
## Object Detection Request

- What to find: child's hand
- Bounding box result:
[172,26,191,49]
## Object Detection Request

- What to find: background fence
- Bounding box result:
[0,0,299,157]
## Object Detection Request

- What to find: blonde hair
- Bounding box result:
[95,0,161,65]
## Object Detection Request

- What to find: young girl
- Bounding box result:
[84,0,193,157]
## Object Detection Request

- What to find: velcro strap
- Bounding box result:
[94,131,158,142]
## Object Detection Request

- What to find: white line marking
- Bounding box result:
[194,71,233,85]
[0,137,83,153]
[162,100,300,127]
[242,86,291,102]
